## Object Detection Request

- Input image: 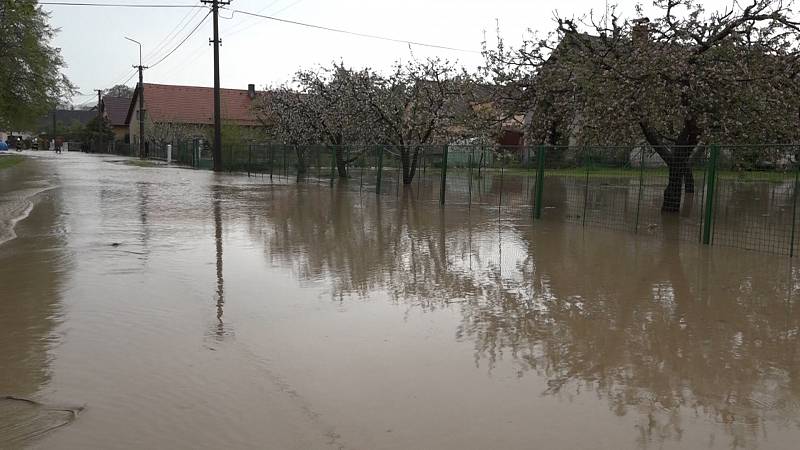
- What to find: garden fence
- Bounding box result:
[110,142,800,256]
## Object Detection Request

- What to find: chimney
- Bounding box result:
[247,84,256,99]
[632,17,650,44]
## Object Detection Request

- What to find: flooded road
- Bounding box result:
[1,152,799,449]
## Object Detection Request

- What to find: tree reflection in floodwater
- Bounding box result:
[243,184,800,449]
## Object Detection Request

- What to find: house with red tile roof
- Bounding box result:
[125,83,260,147]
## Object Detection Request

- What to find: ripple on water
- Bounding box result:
[0,183,57,246]
[0,397,83,447]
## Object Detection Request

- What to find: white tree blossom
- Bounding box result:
[484,0,800,211]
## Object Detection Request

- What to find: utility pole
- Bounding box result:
[135,63,148,159]
[126,37,147,159]
[201,0,230,172]
[95,89,103,153]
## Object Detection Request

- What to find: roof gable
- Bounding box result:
[102,96,132,126]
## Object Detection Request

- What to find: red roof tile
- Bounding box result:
[127,83,258,126]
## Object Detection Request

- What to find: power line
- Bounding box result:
[39,2,204,8]
[73,96,99,107]
[222,0,282,36]
[228,8,480,54]
[119,70,139,86]
[94,7,205,89]
[149,10,212,68]
[161,0,297,77]
[143,6,204,62]
[154,45,204,79]
[45,2,205,105]
[44,2,478,54]
[271,0,305,17]
[224,0,304,39]
[77,66,135,103]
[105,67,138,87]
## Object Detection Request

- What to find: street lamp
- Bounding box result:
[124,36,142,67]
[125,36,146,159]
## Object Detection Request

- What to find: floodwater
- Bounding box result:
[1,152,799,450]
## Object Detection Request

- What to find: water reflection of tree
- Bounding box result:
[249,185,496,306]
[247,186,800,449]
[461,218,800,448]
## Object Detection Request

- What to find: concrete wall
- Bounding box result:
[129,100,143,146]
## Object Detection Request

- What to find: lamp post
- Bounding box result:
[125,36,147,159]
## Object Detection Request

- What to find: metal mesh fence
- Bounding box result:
[105,142,800,256]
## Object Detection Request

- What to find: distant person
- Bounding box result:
[55,137,63,154]
[0,140,8,152]
[49,139,55,152]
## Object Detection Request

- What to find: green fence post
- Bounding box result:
[439,144,449,205]
[359,152,365,192]
[283,145,288,179]
[534,145,546,219]
[791,160,800,257]
[498,163,504,213]
[477,147,483,180]
[634,146,645,233]
[582,148,590,227]
[525,146,531,204]
[269,146,274,182]
[316,146,322,180]
[330,146,337,186]
[468,147,474,208]
[396,151,401,197]
[702,145,720,246]
[376,145,384,194]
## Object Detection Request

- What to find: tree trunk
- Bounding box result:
[335,150,348,178]
[400,147,419,185]
[673,145,695,194]
[662,162,683,212]
[405,148,419,184]
[682,167,694,193]
[295,145,307,175]
[330,136,348,178]
[401,148,410,183]
[662,153,696,212]
[336,157,348,178]
[640,117,701,214]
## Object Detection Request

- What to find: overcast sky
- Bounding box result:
[45,0,731,106]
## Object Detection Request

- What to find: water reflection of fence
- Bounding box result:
[108,143,800,256]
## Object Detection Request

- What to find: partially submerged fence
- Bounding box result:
[111,142,800,256]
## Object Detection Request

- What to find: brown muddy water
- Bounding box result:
[1,152,799,449]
